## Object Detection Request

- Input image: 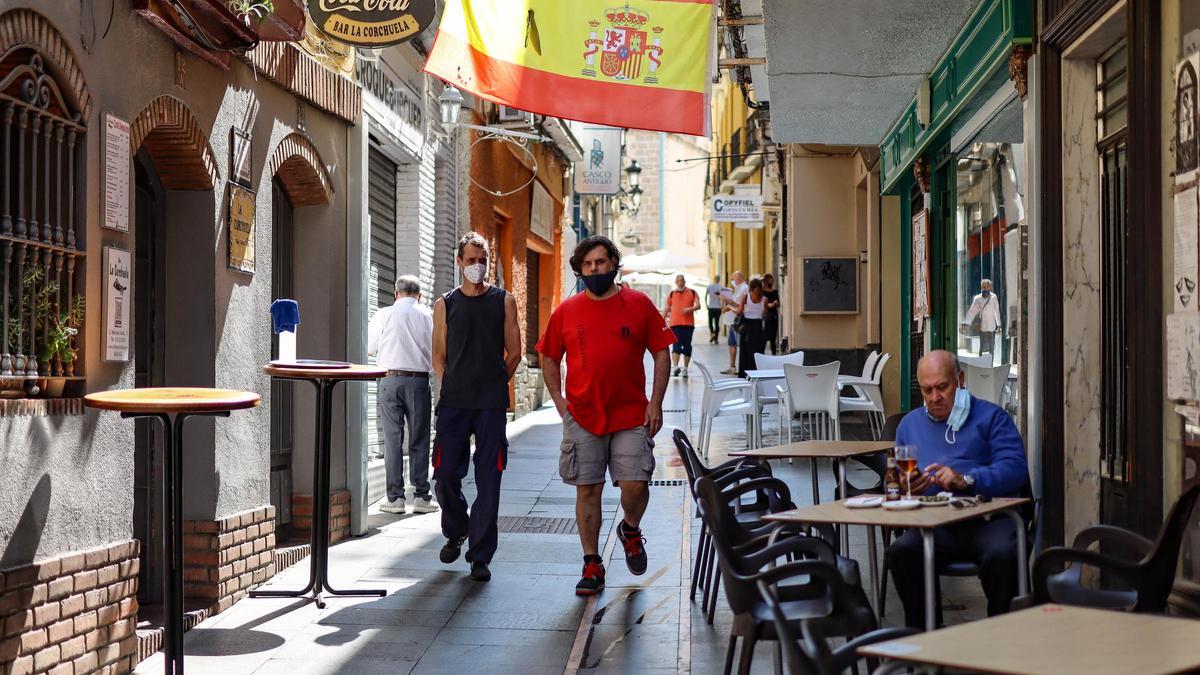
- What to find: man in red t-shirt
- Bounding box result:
[537,236,675,597]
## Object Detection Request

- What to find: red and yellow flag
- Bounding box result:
[424,0,715,136]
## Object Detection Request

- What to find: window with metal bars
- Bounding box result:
[1,48,86,393]
[1097,40,1128,481]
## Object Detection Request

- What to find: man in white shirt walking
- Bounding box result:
[961,278,1003,361]
[368,275,438,514]
[720,271,748,374]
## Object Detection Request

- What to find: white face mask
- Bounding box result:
[462,263,487,285]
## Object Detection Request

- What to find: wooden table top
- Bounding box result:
[84,388,261,414]
[262,363,387,380]
[731,440,894,459]
[858,604,1200,675]
[762,497,1028,529]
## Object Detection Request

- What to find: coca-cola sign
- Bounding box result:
[308,0,436,47]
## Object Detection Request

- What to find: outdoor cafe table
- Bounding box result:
[743,369,872,448]
[249,362,387,609]
[763,497,1029,631]
[859,603,1200,674]
[731,440,893,555]
[84,387,261,675]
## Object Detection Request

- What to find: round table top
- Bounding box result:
[262,363,387,380]
[84,388,262,414]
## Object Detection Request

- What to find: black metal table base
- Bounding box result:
[250,377,386,609]
[122,410,230,675]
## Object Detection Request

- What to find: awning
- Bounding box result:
[761,0,983,145]
[135,0,306,69]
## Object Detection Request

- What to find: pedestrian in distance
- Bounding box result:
[762,273,781,355]
[368,275,438,515]
[733,277,768,377]
[705,275,727,344]
[961,278,1002,362]
[720,270,748,374]
[538,235,675,597]
[662,274,701,377]
[431,232,522,582]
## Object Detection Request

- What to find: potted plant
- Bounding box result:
[227,0,275,25]
[37,295,84,397]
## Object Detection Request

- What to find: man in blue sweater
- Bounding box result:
[886,350,1029,629]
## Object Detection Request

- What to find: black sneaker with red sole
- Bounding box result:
[575,560,606,596]
[617,525,648,575]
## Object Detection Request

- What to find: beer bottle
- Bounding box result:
[884,448,901,501]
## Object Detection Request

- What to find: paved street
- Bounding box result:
[135,338,985,674]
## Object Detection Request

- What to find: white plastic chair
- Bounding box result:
[752,351,805,439]
[694,361,755,460]
[777,361,841,500]
[963,362,1010,406]
[777,361,842,444]
[839,352,891,439]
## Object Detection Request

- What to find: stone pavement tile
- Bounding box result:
[133,626,297,675]
[581,623,681,671]
[274,623,440,662]
[318,606,454,628]
[444,609,582,631]
[254,656,419,675]
[591,587,682,626]
[412,627,575,671]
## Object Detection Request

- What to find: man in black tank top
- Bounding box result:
[432,232,521,583]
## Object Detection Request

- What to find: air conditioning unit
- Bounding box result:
[497,105,536,127]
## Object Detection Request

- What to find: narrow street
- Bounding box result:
[134,338,986,674]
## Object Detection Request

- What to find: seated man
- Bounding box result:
[885,350,1028,629]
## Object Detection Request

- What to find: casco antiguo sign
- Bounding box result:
[308,0,436,48]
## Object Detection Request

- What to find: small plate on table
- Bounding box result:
[845,496,883,509]
[882,499,922,511]
[919,492,953,507]
[269,359,350,370]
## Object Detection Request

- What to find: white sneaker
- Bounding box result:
[379,498,406,514]
[411,497,439,513]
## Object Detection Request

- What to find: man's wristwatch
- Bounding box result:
[962,473,976,491]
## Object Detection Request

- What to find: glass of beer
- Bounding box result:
[895,445,918,500]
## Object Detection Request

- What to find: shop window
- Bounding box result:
[953,129,1025,416]
[1097,40,1129,482]
[1,48,86,397]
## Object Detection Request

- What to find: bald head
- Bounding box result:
[916,350,964,421]
[732,270,745,285]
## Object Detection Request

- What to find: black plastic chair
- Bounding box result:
[1029,484,1200,612]
[696,475,868,675]
[757,571,918,675]
[674,430,773,615]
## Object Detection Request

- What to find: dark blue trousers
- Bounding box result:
[433,406,508,564]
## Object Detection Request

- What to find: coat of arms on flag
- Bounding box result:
[582,6,666,84]
[424,0,714,136]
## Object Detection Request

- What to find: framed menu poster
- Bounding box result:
[912,208,931,319]
[102,246,131,362]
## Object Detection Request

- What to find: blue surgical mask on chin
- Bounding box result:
[943,388,972,443]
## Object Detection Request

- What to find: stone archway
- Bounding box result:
[268,132,333,206]
[130,96,219,190]
[0,8,93,121]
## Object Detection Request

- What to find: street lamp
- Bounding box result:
[437,85,550,143]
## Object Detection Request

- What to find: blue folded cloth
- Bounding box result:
[271,299,300,334]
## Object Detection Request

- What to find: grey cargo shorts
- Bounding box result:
[559,412,656,486]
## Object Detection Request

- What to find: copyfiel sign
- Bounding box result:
[711,194,763,223]
[309,0,436,48]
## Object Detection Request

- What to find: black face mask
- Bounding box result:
[581,270,618,296]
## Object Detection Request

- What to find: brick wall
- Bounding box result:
[0,540,140,675]
[290,491,350,545]
[182,505,277,615]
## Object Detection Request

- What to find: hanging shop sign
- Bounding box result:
[710,194,762,224]
[530,180,554,242]
[103,247,131,362]
[308,0,437,48]
[227,183,257,274]
[573,126,623,195]
[103,114,130,233]
[357,57,425,159]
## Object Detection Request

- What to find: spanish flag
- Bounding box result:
[424,0,715,136]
